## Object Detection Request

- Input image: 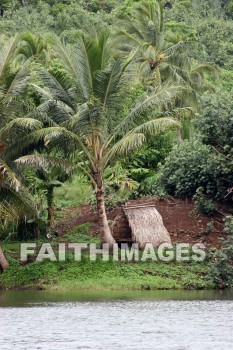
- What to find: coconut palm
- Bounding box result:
[0,155,37,271]
[114,1,219,140]
[114,0,190,82]
[0,33,39,224]
[114,0,218,87]
[0,245,9,271]
[0,33,47,258]
[15,153,73,228]
[0,34,29,128]
[0,32,48,130]
[169,60,219,141]
[0,33,67,231]
[0,171,36,271]
[15,29,184,246]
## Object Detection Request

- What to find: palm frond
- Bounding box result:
[48,35,80,82]
[0,203,18,222]
[16,154,73,174]
[0,118,43,140]
[0,35,19,80]
[32,68,76,110]
[114,84,182,133]
[0,186,37,220]
[0,160,20,191]
[104,132,146,165]
[3,60,31,103]
[190,64,219,80]
[131,117,180,137]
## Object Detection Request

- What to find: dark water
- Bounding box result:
[0,290,233,350]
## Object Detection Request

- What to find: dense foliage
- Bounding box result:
[0,0,232,278]
[159,93,233,203]
[208,217,233,288]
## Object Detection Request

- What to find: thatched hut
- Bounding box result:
[111,203,171,248]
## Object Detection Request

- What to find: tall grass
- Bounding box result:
[55,175,93,208]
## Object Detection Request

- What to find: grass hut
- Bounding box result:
[111,203,171,248]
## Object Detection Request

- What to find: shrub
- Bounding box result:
[159,140,233,202]
[223,216,233,234]
[193,187,216,216]
[195,93,233,150]
[208,230,233,288]
[159,141,214,197]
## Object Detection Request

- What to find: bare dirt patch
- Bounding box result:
[55,198,227,248]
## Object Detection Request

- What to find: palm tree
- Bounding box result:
[0,32,48,132]
[20,29,182,246]
[0,156,37,271]
[0,246,9,271]
[0,33,46,260]
[15,153,73,229]
[114,1,219,141]
[164,59,219,141]
[114,0,189,82]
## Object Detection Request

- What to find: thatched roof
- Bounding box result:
[111,203,171,248]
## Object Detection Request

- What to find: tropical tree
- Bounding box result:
[0,245,9,271]
[0,32,48,131]
[16,153,73,228]
[170,60,219,141]
[0,33,32,223]
[114,0,195,140]
[19,29,182,245]
[0,152,37,270]
[0,33,47,252]
[114,0,191,83]
[114,0,219,140]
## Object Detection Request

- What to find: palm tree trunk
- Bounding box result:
[96,184,115,247]
[178,127,182,142]
[47,186,54,228]
[0,245,9,271]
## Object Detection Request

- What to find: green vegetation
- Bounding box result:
[0,0,232,289]
[55,175,92,208]
[208,232,233,289]
[0,257,210,291]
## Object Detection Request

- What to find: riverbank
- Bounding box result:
[1,197,230,291]
[0,257,213,291]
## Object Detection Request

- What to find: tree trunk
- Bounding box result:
[47,186,54,228]
[178,127,182,142]
[0,245,9,271]
[96,185,115,247]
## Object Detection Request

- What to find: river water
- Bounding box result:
[0,290,233,350]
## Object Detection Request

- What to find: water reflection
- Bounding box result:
[0,289,233,307]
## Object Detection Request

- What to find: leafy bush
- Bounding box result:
[159,141,214,197]
[137,173,161,196]
[133,173,168,199]
[223,216,233,234]
[196,93,233,150]
[126,131,176,180]
[208,231,233,288]
[159,140,233,202]
[193,187,216,216]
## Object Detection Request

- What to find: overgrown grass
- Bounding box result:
[0,222,213,291]
[0,223,99,259]
[60,223,100,244]
[55,175,93,208]
[0,256,212,291]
